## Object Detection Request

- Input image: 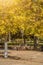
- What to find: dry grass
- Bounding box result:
[0,50,43,65]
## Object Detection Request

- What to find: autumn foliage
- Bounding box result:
[0,0,43,41]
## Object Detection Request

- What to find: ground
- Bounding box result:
[0,50,43,65]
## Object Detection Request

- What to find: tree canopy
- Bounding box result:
[0,0,43,40]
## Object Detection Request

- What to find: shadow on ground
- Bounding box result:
[8,55,21,60]
[0,54,21,60]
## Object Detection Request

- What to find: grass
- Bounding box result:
[0,41,43,46]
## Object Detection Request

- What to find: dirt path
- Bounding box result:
[0,50,43,65]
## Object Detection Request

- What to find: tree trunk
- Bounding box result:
[34,36,38,50]
[4,42,8,58]
[24,35,26,46]
[9,31,11,42]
